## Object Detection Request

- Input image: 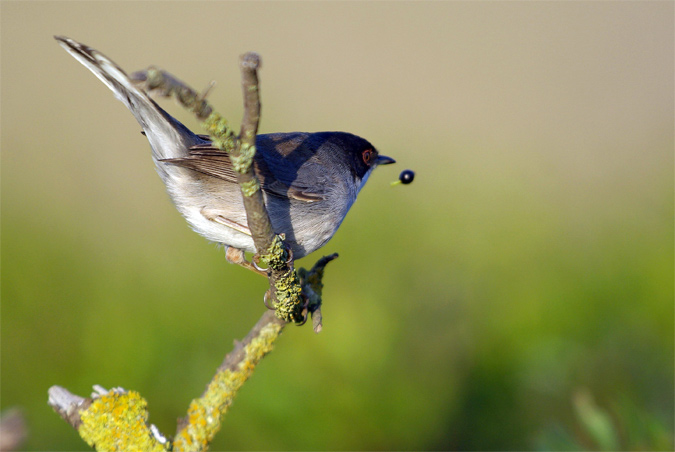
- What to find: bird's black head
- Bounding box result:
[312,132,396,181]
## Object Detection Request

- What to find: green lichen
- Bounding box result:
[231,144,256,173]
[202,113,236,153]
[78,390,167,452]
[272,269,304,322]
[173,322,283,451]
[176,87,197,109]
[256,235,304,322]
[239,179,260,197]
[213,135,237,153]
[142,67,164,91]
[258,234,287,271]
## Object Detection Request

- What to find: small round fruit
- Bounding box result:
[399,169,415,185]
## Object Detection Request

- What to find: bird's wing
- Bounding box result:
[160,145,326,202]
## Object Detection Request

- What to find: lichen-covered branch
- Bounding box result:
[171,259,337,448]
[173,311,285,450]
[47,311,287,452]
[48,386,169,452]
[235,53,274,250]
[131,58,303,324]
[51,47,338,452]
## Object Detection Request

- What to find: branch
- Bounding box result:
[47,311,286,452]
[236,53,274,250]
[51,44,339,451]
[47,314,286,452]
[48,259,337,450]
[298,253,339,333]
[48,386,168,452]
[132,58,304,324]
[173,311,285,449]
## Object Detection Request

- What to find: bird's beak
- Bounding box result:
[376,155,396,165]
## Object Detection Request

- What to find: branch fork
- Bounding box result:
[50,50,338,451]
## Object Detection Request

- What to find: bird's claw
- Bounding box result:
[251,254,270,274]
[263,289,275,310]
[225,247,268,276]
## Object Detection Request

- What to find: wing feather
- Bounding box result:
[160,144,325,202]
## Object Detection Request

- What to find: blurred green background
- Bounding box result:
[2,2,673,450]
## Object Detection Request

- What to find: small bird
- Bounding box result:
[56,37,395,260]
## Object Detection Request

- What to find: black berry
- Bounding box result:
[399,169,415,185]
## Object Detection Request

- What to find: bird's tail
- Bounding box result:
[55,36,203,171]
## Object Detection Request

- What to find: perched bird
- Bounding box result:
[55,37,395,260]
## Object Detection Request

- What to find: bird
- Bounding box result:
[55,36,395,263]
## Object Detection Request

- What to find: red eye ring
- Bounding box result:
[362,149,374,165]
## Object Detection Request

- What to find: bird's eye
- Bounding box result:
[362,149,374,165]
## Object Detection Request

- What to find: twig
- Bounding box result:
[235,53,274,250]
[298,253,339,333]
[173,311,285,450]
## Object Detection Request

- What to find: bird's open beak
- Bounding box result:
[376,155,396,165]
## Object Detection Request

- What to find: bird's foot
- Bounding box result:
[225,246,268,277]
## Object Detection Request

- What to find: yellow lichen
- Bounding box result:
[258,234,287,271]
[272,269,304,322]
[202,113,236,153]
[173,322,283,451]
[78,390,167,452]
[231,144,256,173]
[239,179,261,197]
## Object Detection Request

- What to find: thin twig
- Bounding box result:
[235,53,274,252]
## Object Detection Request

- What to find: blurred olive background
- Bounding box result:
[2,2,673,451]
